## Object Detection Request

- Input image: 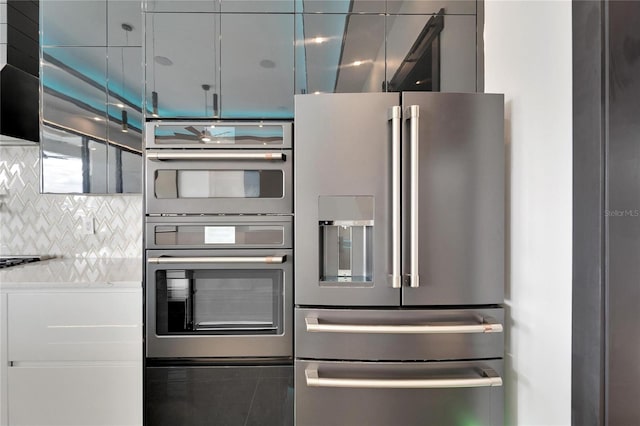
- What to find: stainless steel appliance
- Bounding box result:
[294,92,505,426]
[144,122,293,426]
[145,122,292,215]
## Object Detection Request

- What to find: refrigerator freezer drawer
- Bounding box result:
[295,307,504,361]
[295,359,504,426]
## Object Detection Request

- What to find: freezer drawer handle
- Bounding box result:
[146,152,285,161]
[148,255,286,264]
[305,367,503,389]
[304,317,503,334]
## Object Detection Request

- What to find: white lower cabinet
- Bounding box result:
[8,363,141,426]
[1,289,142,426]
[1,294,8,426]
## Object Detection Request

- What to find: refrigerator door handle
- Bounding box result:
[388,106,402,289]
[304,317,503,334]
[305,367,503,389]
[406,105,420,288]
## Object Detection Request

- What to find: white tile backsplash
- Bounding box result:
[0,145,142,257]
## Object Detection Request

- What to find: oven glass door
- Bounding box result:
[145,122,292,149]
[157,268,282,335]
[146,250,292,358]
[145,150,292,214]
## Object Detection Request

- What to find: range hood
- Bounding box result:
[0,64,39,144]
[0,0,40,145]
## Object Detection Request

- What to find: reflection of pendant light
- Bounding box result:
[213,93,218,117]
[121,110,129,132]
[121,23,132,132]
[151,14,159,118]
[202,84,210,116]
[152,91,159,117]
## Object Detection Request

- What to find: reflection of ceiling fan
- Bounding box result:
[183,125,233,143]
[184,125,212,142]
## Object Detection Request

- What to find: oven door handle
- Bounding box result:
[147,255,286,264]
[305,367,503,389]
[146,152,285,161]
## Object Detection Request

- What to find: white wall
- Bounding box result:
[484,1,572,425]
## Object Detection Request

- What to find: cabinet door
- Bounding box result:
[219,14,294,118]
[41,0,107,47]
[145,13,218,119]
[221,0,293,13]
[386,14,479,93]
[146,13,294,119]
[387,0,476,15]
[8,364,141,426]
[295,13,386,95]
[0,294,6,426]
[41,47,109,193]
[8,292,141,362]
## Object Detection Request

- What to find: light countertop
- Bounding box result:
[0,257,142,290]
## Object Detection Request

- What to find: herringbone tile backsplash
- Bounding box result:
[0,145,142,257]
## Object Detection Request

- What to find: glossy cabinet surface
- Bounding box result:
[40,0,144,194]
[146,364,293,426]
[145,13,294,119]
[1,288,142,426]
[8,292,141,362]
[145,0,481,119]
[8,364,141,426]
[0,294,6,426]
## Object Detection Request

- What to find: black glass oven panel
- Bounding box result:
[156,269,283,335]
[145,364,293,426]
[154,224,285,247]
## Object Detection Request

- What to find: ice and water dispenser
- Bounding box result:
[318,196,373,284]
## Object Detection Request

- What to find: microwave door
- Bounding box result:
[400,92,505,306]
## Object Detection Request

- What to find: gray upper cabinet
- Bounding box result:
[145,12,295,119]
[145,13,218,119]
[387,0,475,15]
[221,0,294,13]
[386,14,478,93]
[144,1,294,14]
[143,0,480,119]
[220,14,294,118]
[299,0,385,14]
[295,13,386,95]
[298,0,475,14]
[41,47,109,193]
[40,0,143,194]
[41,1,107,46]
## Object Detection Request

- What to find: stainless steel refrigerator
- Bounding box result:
[294,92,505,426]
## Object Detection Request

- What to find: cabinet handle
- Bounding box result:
[146,152,285,161]
[148,256,285,264]
[304,317,503,334]
[305,367,503,389]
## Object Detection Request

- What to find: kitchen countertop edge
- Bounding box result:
[0,257,142,290]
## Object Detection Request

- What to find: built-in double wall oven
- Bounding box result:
[143,122,294,426]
